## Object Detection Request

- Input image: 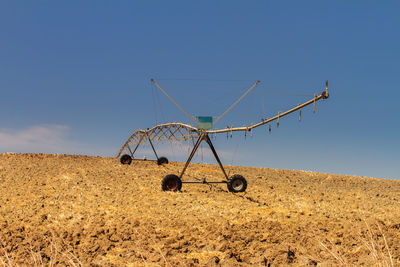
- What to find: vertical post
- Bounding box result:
[326,80,328,95]
[322,80,329,99]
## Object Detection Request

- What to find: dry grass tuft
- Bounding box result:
[1,236,82,267]
[318,219,394,267]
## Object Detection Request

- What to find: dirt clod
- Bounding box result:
[0,153,399,265]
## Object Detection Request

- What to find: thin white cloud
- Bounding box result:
[0,125,239,160]
[0,125,83,154]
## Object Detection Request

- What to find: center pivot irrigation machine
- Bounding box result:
[117,79,330,193]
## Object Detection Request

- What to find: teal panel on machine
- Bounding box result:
[197,116,213,130]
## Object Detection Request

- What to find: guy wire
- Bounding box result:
[150,82,158,125]
[157,78,255,82]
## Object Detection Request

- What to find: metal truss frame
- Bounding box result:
[117,80,330,191]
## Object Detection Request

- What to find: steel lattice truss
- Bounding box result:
[118,82,328,158]
[117,79,330,193]
[117,122,200,158]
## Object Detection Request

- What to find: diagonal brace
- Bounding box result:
[146,133,159,160]
[179,132,229,181]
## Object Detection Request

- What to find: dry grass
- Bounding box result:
[0,240,12,267]
[1,236,82,267]
[318,219,395,267]
[360,220,394,267]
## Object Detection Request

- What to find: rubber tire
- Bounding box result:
[157,156,169,165]
[120,154,132,165]
[162,174,182,192]
[227,174,247,193]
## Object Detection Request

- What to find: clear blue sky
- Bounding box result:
[1,1,399,179]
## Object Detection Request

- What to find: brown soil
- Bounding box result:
[0,153,399,266]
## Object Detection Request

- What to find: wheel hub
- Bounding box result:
[232,179,244,191]
[166,179,178,191]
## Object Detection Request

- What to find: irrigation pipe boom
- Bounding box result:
[118,79,330,193]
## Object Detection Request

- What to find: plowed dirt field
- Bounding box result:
[0,153,399,266]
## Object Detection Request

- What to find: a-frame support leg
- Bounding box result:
[130,134,146,158]
[204,134,229,180]
[130,142,141,157]
[127,145,134,157]
[147,133,159,160]
[179,132,229,181]
[179,133,205,179]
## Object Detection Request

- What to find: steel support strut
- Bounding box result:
[130,134,146,158]
[179,133,205,179]
[147,133,159,160]
[204,134,229,180]
[127,145,134,157]
[179,132,229,180]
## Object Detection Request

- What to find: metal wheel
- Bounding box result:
[227,174,247,193]
[157,156,169,165]
[161,174,182,192]
[120,154,132,165]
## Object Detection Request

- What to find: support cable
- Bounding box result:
[213,80,261,126]
[151,78,199,126]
